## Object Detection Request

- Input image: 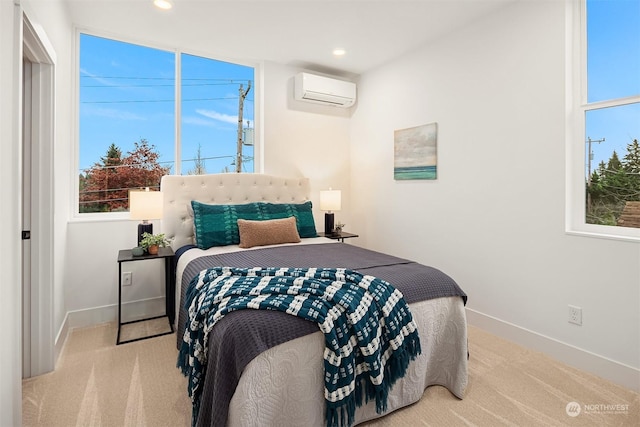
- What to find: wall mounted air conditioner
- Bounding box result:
[294,72,356,108]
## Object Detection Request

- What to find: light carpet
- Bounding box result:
[23,322,639,426]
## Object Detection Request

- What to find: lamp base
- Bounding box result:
[324,212,335,235]
[138,222,153,246]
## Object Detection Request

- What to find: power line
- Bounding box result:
[81,76,251,82]
[80,185,160,195]
[80,97,241,104]
[79,155,237,173]
[82,83,242,88]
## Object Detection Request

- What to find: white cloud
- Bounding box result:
[82,105,145,121]
[196,109,238,125]
[182,116,218,127]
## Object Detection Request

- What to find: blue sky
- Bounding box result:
[585,0,640,173]
[79,34,254,175]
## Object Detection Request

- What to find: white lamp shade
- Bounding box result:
[320,189,341,212]
[129,189,163,220]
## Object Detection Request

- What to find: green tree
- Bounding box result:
[622,139,640,172]
[79,139,169,212]
[101,143,122,167]
[622,139,640,198]
[600,151,628,204]
[587,142,640,227]
[589,170,603,199]
[606,150,622,172]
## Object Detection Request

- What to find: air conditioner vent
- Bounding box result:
[294,72,356,108]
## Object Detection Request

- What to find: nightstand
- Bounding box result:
[116,246,175,345]
[318,231,359,243]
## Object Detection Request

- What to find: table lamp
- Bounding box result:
[129,188,163,246]
[320,188,341,235]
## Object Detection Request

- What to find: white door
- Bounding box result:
[22,56,33,378]
[21,12,55,378]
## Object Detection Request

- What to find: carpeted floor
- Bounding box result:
[23,321,639,426]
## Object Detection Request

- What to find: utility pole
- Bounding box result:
[586,136,605,213]
[235,81,252,173]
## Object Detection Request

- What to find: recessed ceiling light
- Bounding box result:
[333,48,346,57]
[153,0,173,10]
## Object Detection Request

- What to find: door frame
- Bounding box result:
[22,10,55,377]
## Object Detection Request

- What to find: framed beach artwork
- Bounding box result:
[394,122,437,180]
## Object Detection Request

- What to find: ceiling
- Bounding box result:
[63,0,518,77]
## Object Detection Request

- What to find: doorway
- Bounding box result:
[21,12,55,378]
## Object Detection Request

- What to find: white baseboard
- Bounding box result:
[54,297,166,361]
[54,312,70,368]
[466,308,640,393]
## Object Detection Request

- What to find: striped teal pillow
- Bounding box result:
[258,201,318,238]
[191,201,264,249]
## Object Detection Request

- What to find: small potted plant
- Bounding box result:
[334,222,345,234]
[139,232,171,255]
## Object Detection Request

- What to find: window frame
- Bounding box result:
[566,0,640,242]
[72,28,262,221]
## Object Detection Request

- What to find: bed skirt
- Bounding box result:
[226,296,468,426]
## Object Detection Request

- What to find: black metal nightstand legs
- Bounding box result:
[116,247,175,345]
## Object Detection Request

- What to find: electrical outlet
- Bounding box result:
[568,305,582,325]
[122,272,132,286]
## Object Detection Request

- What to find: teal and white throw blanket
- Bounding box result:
[177,266,421,427]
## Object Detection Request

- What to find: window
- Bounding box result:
[78,33,255,214]
[180,53,254,175]
[569,0,640,240]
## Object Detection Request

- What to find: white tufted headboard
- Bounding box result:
[160,173,311,249]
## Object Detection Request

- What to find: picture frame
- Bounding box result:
[394,122,437,180]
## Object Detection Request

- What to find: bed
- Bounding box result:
[161,173,468,427]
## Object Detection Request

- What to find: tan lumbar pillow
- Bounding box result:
[237,216,301,249]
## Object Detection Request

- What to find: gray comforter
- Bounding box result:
[177,243,466,427]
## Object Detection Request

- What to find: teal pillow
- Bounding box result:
[191,201,264,249]
[258,201,318,238]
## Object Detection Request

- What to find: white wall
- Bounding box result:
[64,220,166,323]
[28,0,74,360]
[350,0,640,390]
[1,0,71,424]
[263,61,353,226]
[0,2,24,424]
